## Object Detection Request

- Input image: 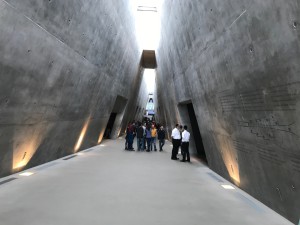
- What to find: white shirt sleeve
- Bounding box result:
[171,128,176,138]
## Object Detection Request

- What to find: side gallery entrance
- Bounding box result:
[104,96,128,139]
[178,101,207,164]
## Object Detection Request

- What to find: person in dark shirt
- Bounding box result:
[126,123,135,151]
[136,122,145,151]
[158,126,166,151]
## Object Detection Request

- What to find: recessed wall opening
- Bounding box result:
[178,101,208,164]
[104,96,128,139]
[186,103,207,163]
[103,113,117,139]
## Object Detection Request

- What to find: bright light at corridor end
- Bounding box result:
[131,0,162,50]
[144,69,156,93]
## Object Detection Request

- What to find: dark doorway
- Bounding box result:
[186,103,207,163]
[104,95,128,139]
[104,113,117,139]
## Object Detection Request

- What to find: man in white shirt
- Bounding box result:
[181,125,191,162]
[171,124,181,160]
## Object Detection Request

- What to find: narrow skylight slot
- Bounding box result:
[137,6,157,12]
[133,0,161,50]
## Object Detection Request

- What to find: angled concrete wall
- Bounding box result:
[156,0,299,223]
[0,0,144,177]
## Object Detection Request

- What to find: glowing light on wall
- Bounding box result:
[215,134,241,186]
[117,128,122,137]
[74,116,91,152]
[97,129,105,144]
[13,140,39,170]
[13,124,51,171]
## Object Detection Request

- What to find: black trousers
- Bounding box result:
[171,139,181,159]
[181,142,190,161]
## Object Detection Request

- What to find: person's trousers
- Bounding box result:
[146,138,151,151]
[181,142,190,161]
[159,139,165,151]
[137,138,144,151]
[171,139,181,159]
[151,137,157,151]
[127,133,134,150]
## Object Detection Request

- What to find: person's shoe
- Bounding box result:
[187,160,190,162]
[154,149,157,151]
[171,158,178,160]
[180,160,186,162]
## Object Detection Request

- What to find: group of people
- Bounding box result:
[171,124,191,162]
[125,122,191,163]
[125,122,166,152]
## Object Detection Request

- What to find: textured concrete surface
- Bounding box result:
[156,0,300,223]
[0,0,299,223]
[0,138,293,225]
[0,0,148,177]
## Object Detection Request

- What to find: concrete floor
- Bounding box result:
[0,138,293,225]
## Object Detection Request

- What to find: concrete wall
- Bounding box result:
[156,0,300,223]
[0,0,144,177]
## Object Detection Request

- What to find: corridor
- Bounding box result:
[0,138,292,225]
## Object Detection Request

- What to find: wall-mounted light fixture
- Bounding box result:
[19,172,34,177]
[221,184,235,190]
